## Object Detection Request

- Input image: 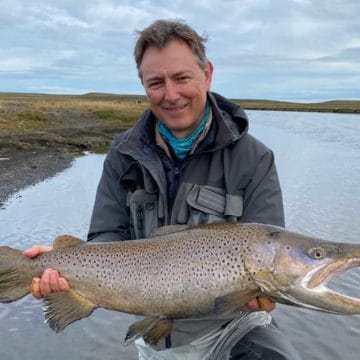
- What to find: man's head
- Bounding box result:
[134,20,213,138]
[134,19,208,79]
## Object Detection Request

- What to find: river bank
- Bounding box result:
[0,122,127,206]
[0,93,145,205]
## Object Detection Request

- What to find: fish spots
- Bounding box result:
[34,222,276,311]
[267,230,281,239]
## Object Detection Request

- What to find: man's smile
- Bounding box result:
[162,104,188,112]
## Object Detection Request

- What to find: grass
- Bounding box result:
[0,92,358,153]
[0,93,148,135]
[0,93,149,151]
[233,99,360,113]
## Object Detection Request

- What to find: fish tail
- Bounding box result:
[0,246,35,303]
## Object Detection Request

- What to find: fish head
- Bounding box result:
[247,225,360,314]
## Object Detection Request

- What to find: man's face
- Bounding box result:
[140,39,213,138]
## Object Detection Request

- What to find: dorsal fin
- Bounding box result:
[52,235,85,250]
[149,225,191,238]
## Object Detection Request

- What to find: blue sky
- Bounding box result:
[0,0,359,101]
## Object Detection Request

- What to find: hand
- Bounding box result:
[237,296,276,313]
[23,245,70,299]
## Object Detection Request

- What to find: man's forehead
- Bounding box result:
[141,40,198,64]
[141,44,201,77]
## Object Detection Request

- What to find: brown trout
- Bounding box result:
[0,222,360,345]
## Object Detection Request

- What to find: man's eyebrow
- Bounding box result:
[144,74,163,83]
[145,70,193,83]
[172,70,193,77]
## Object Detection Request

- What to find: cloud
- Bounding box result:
[0,0,359,100]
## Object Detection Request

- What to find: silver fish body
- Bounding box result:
[1,222,359,344]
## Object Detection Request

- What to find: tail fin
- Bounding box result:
[0,246,34,303]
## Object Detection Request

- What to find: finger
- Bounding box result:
[39,268,52,297]
[58,278,70,291]
[23,245,52,258]
[236,305,251,312]
[258,297,276,312]
[49,269,61,292]
[236,298,259,312]
[30,278,43,299]
[244,298,260,310]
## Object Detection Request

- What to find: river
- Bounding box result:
[0,110,359,359]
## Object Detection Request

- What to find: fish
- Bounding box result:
[0,222,359,345]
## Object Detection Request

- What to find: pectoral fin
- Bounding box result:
[43,289,97,333]
[125,317,173,346]
[214,288,260,315]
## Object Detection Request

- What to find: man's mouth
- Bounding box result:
[162,104,187,112]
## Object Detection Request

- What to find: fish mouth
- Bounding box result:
[287,257,360,314]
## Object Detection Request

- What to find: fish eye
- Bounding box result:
[309,247,326,260]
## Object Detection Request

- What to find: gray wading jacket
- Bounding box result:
[87,91,284,348]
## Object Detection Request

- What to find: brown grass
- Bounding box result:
[1,92,359,138]
[233,99,360,113]
[0,93,148,135]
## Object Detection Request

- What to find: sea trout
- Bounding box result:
[0,222,359,345]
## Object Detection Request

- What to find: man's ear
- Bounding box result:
[205,61,214,91]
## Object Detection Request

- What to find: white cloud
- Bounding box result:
[0,0,359,100]
[0,58,38,73]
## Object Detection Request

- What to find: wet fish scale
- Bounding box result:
[29,223,260,317]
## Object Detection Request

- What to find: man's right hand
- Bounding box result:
[23,245,70,299]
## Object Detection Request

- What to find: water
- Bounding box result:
[248,111,360,360]
[0,154,137,360]
[1,111,359,359]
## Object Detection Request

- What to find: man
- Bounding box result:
[25,19,301,359]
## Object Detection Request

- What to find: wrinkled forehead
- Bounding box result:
[139,39,203,79]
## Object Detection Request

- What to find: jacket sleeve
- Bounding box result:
[87,149,131,242]
[241,149,285,227]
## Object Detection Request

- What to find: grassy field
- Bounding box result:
[1,93,359,134]
[0,92,148,134]
[0,92,149,152]
[0,92,359,152]
[233,98,360,113]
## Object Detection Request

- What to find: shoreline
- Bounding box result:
[0,123,128,207]
[0,147,75,208]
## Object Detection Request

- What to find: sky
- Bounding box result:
[0,0,359,101]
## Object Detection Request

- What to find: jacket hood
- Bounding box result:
[208,92,248,150]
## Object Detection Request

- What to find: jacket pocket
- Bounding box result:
[127,189,159,239]
[186,185,243,225]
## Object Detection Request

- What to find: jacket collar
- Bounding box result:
[115,91,249,155]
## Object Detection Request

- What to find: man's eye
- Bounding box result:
[148,82,161,89]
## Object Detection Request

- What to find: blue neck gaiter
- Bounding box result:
[157,100,210,160]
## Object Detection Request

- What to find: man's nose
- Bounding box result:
[164,81,179,102]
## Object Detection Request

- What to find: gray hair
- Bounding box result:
[134,19,208,79]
